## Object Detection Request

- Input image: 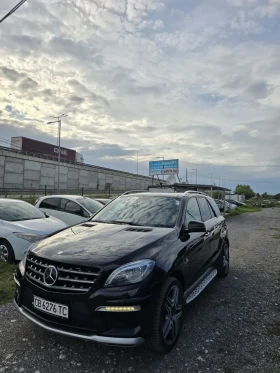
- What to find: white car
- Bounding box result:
[0,199,66,262]
[35,195,103,226]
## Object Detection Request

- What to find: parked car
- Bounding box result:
[215,199,236,212]
[35,195,103,226]
[0,199,66,262]
[15,191,229,353]
[226,199,246,207]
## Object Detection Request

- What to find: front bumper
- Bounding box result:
[14,270,154,346]
[13,300,144,346]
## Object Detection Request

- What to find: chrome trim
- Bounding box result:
[59,277,94,284]
[25,273,89,292]
[13,274,21,287]
[13,301,144,346]
[57,267,99,276]
[96,305,141,312]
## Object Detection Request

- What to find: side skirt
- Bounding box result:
[184,268,218,304]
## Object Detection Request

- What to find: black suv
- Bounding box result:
[14,191,229,353]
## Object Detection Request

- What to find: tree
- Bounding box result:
[234,184,255,200]
[262,192,268,198]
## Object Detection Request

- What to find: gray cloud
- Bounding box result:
[1,67,24,82]
[18,77,39,91]
[69,95,85,104]
[247,81,273,99]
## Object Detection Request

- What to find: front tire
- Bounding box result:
[146,277,184,353]
[216,241,229,277]
[0,240,15,263]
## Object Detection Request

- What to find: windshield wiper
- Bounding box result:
[106,220,143,226]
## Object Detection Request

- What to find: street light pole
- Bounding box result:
[47,114,67,191]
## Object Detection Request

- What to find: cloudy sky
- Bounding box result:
[1,0,280,193]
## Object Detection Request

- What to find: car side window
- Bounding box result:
[208,198,221,217]
[60,198,68,210]
[39,198,60,210]
[185,198,202,223]
[197,197,213,222]
[64,201,84,216]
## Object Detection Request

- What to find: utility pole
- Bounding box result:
[209,173,213,196]
[185,167,188,183]
[47,114,67,191]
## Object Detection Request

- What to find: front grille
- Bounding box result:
[25,253,100,294]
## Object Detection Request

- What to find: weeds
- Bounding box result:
[0,262,16,305]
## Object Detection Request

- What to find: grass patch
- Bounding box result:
[273,234,280,240]
[0,262,16,305]
[227,206,261,217]
[269,322,280,337]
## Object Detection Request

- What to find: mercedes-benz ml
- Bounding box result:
[14,191,229,353]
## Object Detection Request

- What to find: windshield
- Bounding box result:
[0,201,45,222]
[91,195,181,228]
[77,198,103,214]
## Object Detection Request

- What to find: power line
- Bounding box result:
[0,0,27,24]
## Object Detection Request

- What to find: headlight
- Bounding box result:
[19,251,28,277]
[105,260,155,287]
[13,232,43,243]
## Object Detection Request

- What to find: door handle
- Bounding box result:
[204,231,210,237]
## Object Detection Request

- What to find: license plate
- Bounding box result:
[33,296,69,319]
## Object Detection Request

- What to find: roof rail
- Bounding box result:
[183,190,210,197]
[121,190,147,195]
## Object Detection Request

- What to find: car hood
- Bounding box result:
[4,217,66,235]
[31,222,175,268]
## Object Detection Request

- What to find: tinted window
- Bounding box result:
[92,195,181,228]
[185,198,202,223]
[0,201,45,222]
[63,201,84,216]
[77,198,103,214]
[197,197,213,222]
[39,198,60,210]
[208,198,221,217]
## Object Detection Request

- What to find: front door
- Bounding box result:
[183,197,210,284]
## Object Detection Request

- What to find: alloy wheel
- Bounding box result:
[162,285,183,345]
[0,244,9,262]
[223,243,229,270]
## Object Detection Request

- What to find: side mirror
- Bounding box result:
[187,220,206,233]
[44,212,49,218]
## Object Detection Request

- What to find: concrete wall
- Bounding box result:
[0,150,162,191]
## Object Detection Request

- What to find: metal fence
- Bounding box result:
[0,187,147,204]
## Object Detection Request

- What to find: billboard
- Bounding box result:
[11,137,77,162]
[149,159,179,176]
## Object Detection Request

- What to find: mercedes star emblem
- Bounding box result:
[43,265,58,286]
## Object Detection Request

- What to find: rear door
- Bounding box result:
[196,197,216,270]
[59,199,88,226]
[38,197,61,220]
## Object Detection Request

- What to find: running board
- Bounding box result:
[184,269,218,304]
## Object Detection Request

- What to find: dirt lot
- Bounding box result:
[0,209,279,373]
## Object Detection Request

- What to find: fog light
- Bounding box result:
[96,306,141,312]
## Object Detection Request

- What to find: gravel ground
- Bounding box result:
[0,208,279,373]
